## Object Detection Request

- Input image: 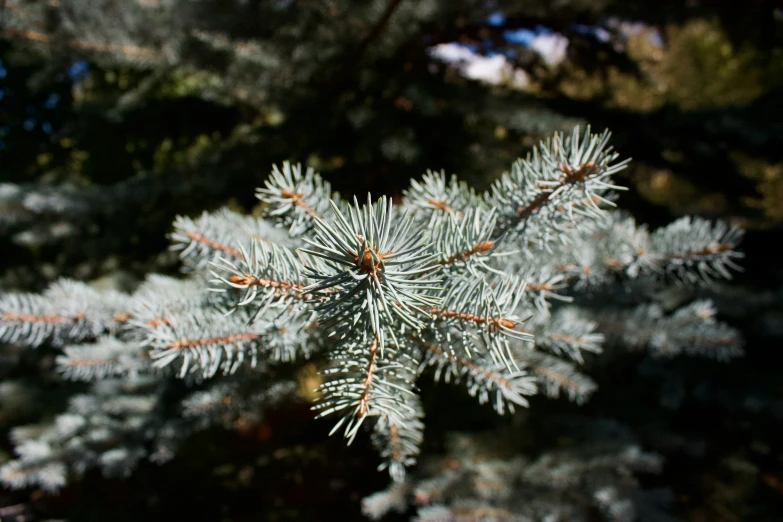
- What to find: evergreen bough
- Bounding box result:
[0,127,743,492]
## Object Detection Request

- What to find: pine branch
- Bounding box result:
[358,336,380,419]
[0,280,131,347]
[314,334,418,445]
[0,126,746,488]
[171,209,291,269]
[145,308,271,378]
[181,380,297,431]
[547,213,744,288]
[595,300,744,361]
[403,170,480,226]
[416,338,536,415]
[428,274,531,367]
[184,231,241,259]
[0,378,164,492]
[523,351,597,404]
[650,216,744,283]
[425,307,517,330]
[438,240,494,266]
[210,239,312,313]
[257,162,339,237]
[431,208,502,273]
[372,397,424,482]
[56,337,149,381]
[489,127,629,248]
[531,307,604,363]
[300,196,440,352]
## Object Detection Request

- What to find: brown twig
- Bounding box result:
[357,336,379,418]
[167,332,260,350]
[281,189,321,221]
[419,339,511,389]
[440,240,493,266]
[186,231,241,259]
[515,162,598,219]
[531,364,580,393]
[2,312,84,323]
[389,421,400,461]
[426,307,516,329]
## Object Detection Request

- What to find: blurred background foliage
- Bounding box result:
[1,1,783,520]
[1,0,781,289]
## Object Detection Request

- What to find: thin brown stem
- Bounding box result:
[514,162,598,219]
[419,339,511,389]
[440,240,493,266]
[228,274,305,290]
[281,189,321,221]
[548,333,582,345]
[524,282,554,292]
[665,243,736,262]
[167,332,260,350]
[357,336,379,418]
[532,364,579,392]
[389,421,400,461]
[228,273,337,300]
[186,231,241,258]
[112,312,133,323]
[426,307,516,329]
[428,199,453,213]
[63,357,115,366]
[2,312,84,323]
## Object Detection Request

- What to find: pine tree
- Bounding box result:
[0,127,743,492]
[363,417,673,522]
